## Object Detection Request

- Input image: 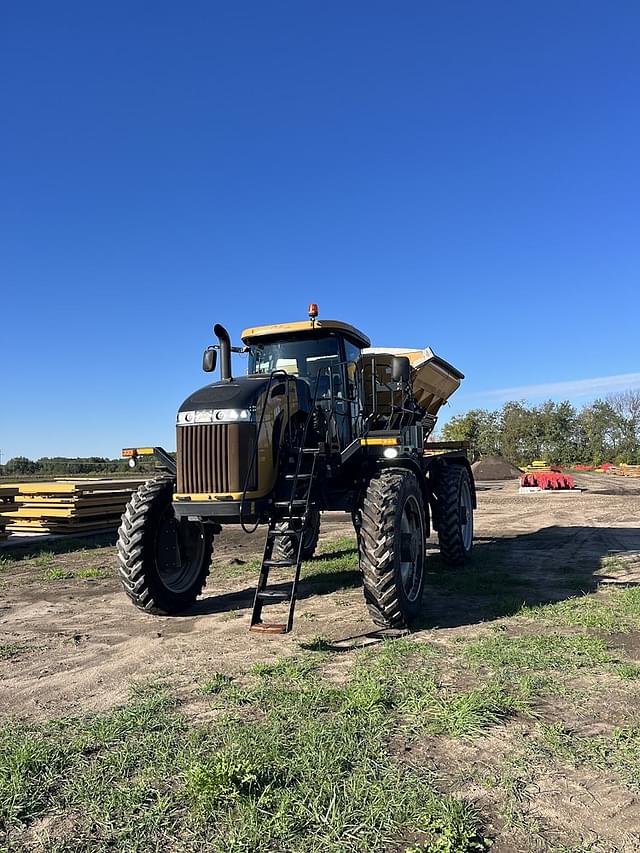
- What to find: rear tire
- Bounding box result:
[436,465,474,566]
[117,477,212,614]
[359,469,426,628]
[273,508,321,561]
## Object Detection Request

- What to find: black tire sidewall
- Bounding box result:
[437,464,473,566]
[360,468,427,627]
[118,478,211,614]
[391,473,426,620]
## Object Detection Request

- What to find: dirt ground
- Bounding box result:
[2,471,640,851]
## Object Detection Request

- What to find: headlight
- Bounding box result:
[177,409,252,424]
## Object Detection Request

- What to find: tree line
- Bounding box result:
[3,390,639,475]
[440,391,640,467]
[0,455,158,478]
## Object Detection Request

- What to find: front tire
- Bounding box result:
[359,469,426,628]
[116,477,212,614]
[436,464,474,566]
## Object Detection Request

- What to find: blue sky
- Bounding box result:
[2,1,639,461]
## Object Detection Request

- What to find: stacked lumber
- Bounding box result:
[1,480,145,535]
[0,486,19,540]
[616,464,640,478]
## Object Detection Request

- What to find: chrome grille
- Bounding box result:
[176,423,256,494]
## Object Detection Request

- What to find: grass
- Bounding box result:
[0,646,492,853]
[199,673,234,695]
[300,536,360,592]
[615,662,640,680]
[32,551,55,567]
[520,586,640,631]
[75,566,110,579]
[2,528,638,851]
[36,565,110,581]
[0,554,18,570]
[463,633,616,675]
[214,535,359,587]
[412,681,533,738]
[0,535,114,564]
[0,643,21,660]
[535,722,640,789]
[37,567,75,581]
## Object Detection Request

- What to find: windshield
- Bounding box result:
[248,334,340,381]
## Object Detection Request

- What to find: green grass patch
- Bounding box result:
[215,534,359,584]
[521,586,640,631]
[37,566,75,581]
[199,673,234,695]
[0,554,18,571]
[615,662,640,680]
[35,565,110,581]
[299,635,334,651]
[75,566,110,579]
[250,654,321,681]
[463,632,615,675]
[536,722,640,789]
[406,680,533,738]
[300,537,360,592]
[0,646,490,853]
[0,643,21,660]
[319,534,358,554]
[32,551,55,567]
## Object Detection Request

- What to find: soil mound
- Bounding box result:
[471,455,521,480]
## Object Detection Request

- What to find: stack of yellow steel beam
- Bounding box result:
[0,486,19,540]
[1,480,144,535]
[616,464,640,478]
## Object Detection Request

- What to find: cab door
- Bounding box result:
[340,337,363,447]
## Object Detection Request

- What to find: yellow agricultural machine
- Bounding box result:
[118,305,474,633]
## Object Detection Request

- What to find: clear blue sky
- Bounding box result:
[2,1,639,461]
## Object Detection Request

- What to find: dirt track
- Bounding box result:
[1,473,639,720]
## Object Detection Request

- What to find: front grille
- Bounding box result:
[176,423,256,494]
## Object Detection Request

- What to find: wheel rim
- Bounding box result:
[399,495,424,603]
[460,479,473,551]
[154,507,206,593]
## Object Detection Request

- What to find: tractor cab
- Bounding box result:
[241,316,370,450]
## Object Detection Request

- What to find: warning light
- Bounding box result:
[308,303,319,319]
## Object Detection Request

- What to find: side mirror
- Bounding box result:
[391,356,411,383]
[202,347,217,373]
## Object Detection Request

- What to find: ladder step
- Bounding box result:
[256,590,290,601]
[274,500,308,508]
[250,622,288,634]
[302,447,320,454]
[262,559,297,568]
[284,473,312,480]
[267,526,302,537]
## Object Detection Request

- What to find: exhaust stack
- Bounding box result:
[214,323,232,381]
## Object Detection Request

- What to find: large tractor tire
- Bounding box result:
[436,464,474,567]
[359,469,427,628]
[273,508,321,562]
[117,477,213,615]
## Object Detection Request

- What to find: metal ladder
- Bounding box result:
[249,446,320,634]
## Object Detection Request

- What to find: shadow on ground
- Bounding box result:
[185,525,640,631]
[0,532,118,561]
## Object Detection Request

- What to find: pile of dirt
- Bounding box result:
[471,455,521,481]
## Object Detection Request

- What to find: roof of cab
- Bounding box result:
[241,320,371,349]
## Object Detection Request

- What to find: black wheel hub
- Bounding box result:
[154,508,206,594]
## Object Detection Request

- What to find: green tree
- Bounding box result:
[3,456,40,475]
